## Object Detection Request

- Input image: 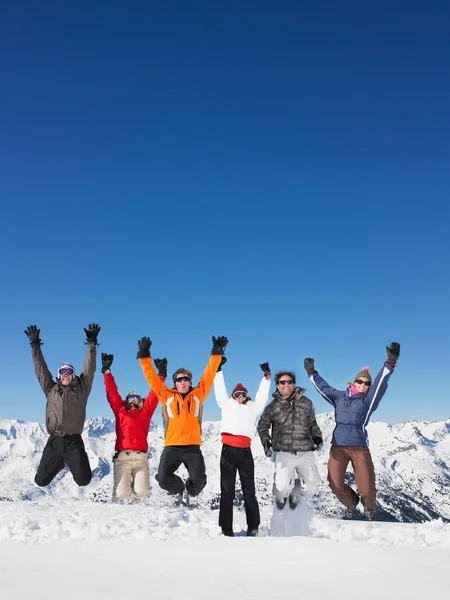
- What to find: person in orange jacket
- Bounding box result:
[137,335,228,505]
[101,352,166,503]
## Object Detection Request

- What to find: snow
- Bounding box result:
[1,497,449,599]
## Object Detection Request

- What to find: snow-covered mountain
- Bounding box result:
[1,412,450,522]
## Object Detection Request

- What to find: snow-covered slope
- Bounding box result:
[1,413,450,522]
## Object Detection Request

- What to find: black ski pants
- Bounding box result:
[35,434,92,487]
[156,445,207,496]
[219,444,260,533]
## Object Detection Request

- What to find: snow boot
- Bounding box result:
[364,508,375,520]
[221,529,234,537]
[275,497,287,510]
[246,528,258,537]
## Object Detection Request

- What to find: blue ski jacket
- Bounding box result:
[308,363,395,447]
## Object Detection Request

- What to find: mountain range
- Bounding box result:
[1,412,449,523]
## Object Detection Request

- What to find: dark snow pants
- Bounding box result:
[156,445,207,496]
[35,434,92,487]
[327,445,376,512]
[219,444,260,533]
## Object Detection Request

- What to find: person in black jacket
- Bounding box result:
[25,323,100,487]
[257,370,322,510]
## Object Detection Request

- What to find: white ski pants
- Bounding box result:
[112,451,150,502]
[273,451,321,502]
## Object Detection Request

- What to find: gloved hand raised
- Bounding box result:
[154,357,167,378]
[84,323,101,345]
[101,353,114,373]
[263,441,273,458]
[304,358,315,374]
[137,337,152,359]
[260,362,271,377]
[386,342,400,364]
[211,335,228,355]
[24,325,42,347]
[217,356,227,372]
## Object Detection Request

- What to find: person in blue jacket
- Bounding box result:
[304,342,400,520]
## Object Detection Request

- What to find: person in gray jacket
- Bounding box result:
[257,371,323,510]
[25,323,100,487]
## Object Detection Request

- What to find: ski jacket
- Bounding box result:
[139,354,221,446]
[31,343,97,435]
[104,372,160,452]
[213,372,271,439]
[257,387,322,453]
[308,362,395,447]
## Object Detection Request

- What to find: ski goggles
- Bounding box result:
[233,392,248,399]
[126,394,142,404]
[58,368,74,376]
[175,376,191,383]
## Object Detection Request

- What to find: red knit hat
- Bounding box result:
[232,383,248,396]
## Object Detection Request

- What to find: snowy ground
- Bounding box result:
[1,497,450,599]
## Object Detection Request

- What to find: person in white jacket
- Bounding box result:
[213,359,271,537]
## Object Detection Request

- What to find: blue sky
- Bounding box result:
[1,1,449,427]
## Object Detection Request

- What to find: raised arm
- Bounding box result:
[196,336,227,403]
[79,323,100,395]
[253,362,272,414]
[25,325,54,396]
[101,353,123,415]
[138,337,169,404]
[304,357,339,407]
[143,358,168,418]
[362,342,400,420]
[213,370,229,410]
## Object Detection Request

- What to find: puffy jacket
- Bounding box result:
[257,387,322,453]
[308,362,395,446]
[31,343,96,435]
[139,354,221,446]
[104,372,160,451]
[213,371,271,438]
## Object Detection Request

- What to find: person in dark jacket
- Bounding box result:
[304,341,400,520]
[102,353,167,503]
[24,323,100,487]
[257,371,323,510]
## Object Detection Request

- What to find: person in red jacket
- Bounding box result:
[101,352,166,504]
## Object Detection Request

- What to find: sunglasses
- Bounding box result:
[233,392,247,399]
[278,380,294,385]
[59,368,74,376]
[175,376,191,383]
[127,395,141,404]
[355,379,371,386]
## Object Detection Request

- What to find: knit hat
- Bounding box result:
[58,363,75,376]
[232,383,248,396]
[354,366,372,384]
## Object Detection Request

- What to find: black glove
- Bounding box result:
[154,357,167,378]
[137,337,152,359]
[84,323,101,345]
[101,353,114,373]
[217,356,227,372]
[260,362,271,377]
[263,441,273,458]
[24,324,42,347]
[313,436,323,451]
[211,335,228,355]
[386,342,400,364]
[304,357,315,373]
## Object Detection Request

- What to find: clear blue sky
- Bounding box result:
[1,1,449,426]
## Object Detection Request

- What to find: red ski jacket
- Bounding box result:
[104,372,160,452]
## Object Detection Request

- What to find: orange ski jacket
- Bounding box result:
[139,355,221,446]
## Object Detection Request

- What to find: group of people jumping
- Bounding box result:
[24,323,400,536]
